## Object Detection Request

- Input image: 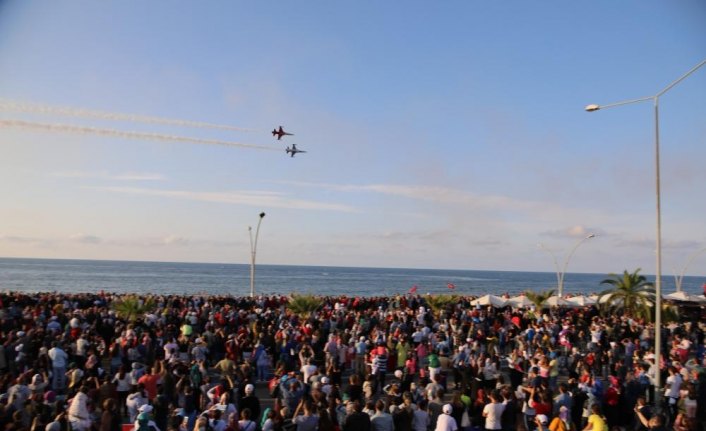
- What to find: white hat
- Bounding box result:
[536,415,549,425]
[245,384,254,394]
[321,377,329,385]
[16,331,25,337]
[138,404,153,413]
[442,404,452,414]
[394,370,403,379]
[194,338,203,344]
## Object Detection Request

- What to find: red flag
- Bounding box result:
[447,282,456,290]
[409,285,418,294]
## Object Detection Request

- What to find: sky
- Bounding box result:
[0,1,705,275]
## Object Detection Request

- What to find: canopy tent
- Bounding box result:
[664,291,706,303]
[470,294,508,307]
[507,295,534,308]
[566,295,597,307]
[543,296,573,307]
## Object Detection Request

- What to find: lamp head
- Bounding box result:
[259,212,266,218]
[585,104,600,112]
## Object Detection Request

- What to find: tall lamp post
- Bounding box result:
[585,58,706,404]
[673,247,706,292]
[539,233,596,297]
[248,212,266,298]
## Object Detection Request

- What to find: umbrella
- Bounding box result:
[567,295,597,307]
[470,294,508,307]
[507,295,534,308]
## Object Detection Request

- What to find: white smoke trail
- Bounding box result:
[0,99,259,132]
[0,119,281,152]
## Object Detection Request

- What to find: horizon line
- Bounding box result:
[0,255,704,279]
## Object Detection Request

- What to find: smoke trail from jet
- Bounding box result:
[0,119,280,152]
[0,99,258,132]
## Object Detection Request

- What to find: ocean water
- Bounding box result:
[0,257,703,298]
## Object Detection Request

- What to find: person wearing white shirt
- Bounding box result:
[435,404,458,431]
[68,386,92,431]
[48,342,68,392]
[664,366,682,420]
[163,338,178,362]
[300,358,317,383]
[482,391,505,431]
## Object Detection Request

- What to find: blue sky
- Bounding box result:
[0,1,705,275]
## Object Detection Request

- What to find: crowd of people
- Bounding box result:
[0,290,704,431]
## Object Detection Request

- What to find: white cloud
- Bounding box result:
[69,234,102,244]
[52,171,165,181]
[541,225,606,239]
[0,235,43,244]
[84,186,357,213]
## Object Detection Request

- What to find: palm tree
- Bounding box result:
[425,294,458,319]
[287,294,323,319]
[111,295,156,322]
[599,268,655,321]
[525,289,555,309]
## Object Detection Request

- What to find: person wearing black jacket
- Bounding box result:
[343,400,371,431]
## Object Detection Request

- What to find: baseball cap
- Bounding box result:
[442,404,452,414]
[537,415,549,425]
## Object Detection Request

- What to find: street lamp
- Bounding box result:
[585,58,706,403]
[673,247,706,292]
[248,212,266,298]
[539,233,596,297]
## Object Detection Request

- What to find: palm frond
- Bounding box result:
[112,295,156,322]
[524,289,555,309]
[287,294,323,318]
[425,294,458,317]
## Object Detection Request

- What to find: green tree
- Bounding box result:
[425,294,458,319]
[287,294,323,319]
[599,268,655,321]
[525,289,556,309]
[111,295,156,322]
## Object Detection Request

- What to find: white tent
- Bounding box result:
[543,296,572,307]
[567,295,597,307]
[590,294,621,305]
[507,295,534,308]
[664,291,706,303]
[470,294,508,307]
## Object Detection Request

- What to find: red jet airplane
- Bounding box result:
[272,126,293,140]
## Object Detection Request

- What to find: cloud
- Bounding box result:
[161,235,189,246]
[69,234,102,244]
[613,237,704,251]
[84,186,357,213]
[540,225,606,239]
[52,171,166,181]
[274,180,598,219]
[0,235,43,244]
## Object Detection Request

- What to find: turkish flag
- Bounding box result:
[409,285,418,294]
[447,283,456,290]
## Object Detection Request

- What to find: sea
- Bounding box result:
[0,257,703,298]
